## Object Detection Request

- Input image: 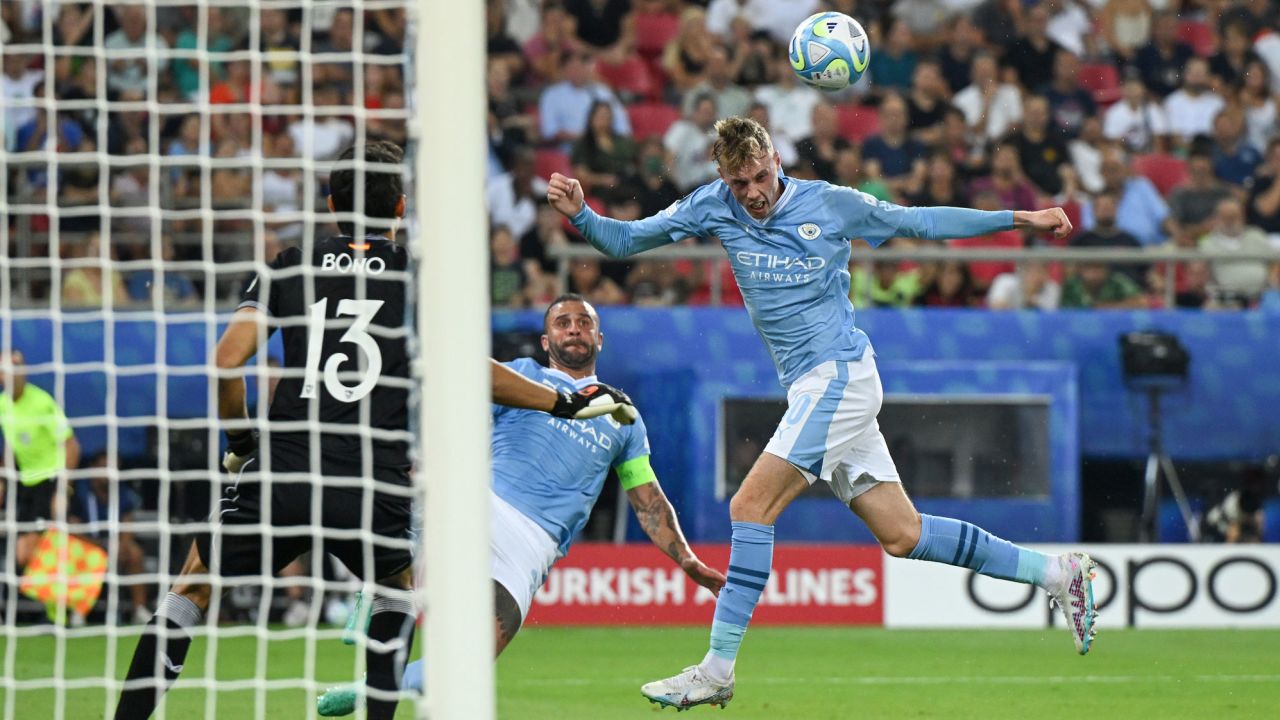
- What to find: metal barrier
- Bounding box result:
[549,243,1280,309]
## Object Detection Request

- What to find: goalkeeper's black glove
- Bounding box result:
[551,382,639,425]
[222,429,258,474]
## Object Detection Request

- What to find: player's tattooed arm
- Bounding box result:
[627,482,727,596]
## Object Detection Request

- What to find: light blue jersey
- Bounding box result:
[571,176,1014,386]
[491,358,651,554]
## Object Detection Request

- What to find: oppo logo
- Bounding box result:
[320,253,386,275]
[965,555,1278,625]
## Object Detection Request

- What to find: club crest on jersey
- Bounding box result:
[798,223,822,240]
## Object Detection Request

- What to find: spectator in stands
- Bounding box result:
[70,452,151,623]
[706,0,819,45]
[1163,58,1226,149]
[907,152,968,208]
[850,260,921,308]
[627,260,690,306]
[313,7,359,86]
[1100,0,1152,62]
[1200,198,1275,304]
[1241,59,1277,153]
[682,44,751,119]
[795,103,849,183]
[746,101,798,169]
[987,261,1062,310]
[487,0,528,79]
[1210,107,1263,187]
[953,52,1023,142]
[1040,50,1095,139]
[662,6,715,95]
[126,238,197,306]
[635,136,682,217]
[1098,146,1169,246]
[939,106,990,183]
[939,14,982,94]
[705,0,751,39]
[287,83,354,161]
[1204,466,1270,543]
[105,5,168,96]
[1061,261,1146,308]
[1006,95,1069,196]
[524,3,584,83]
[568,258,626,305]
[521,205,572,277]
[1104,74,1170,154]
[487,147,548,240]
[1167,141,1237,239]
[62,233,128,308]
[1003,2,1061,92]
[835,144,892,201]
[913,260,977,307]
[488,59,534,170]
[0,350,81,576]
[1133,10,1195,99]
[51,3,94,86]
[1247,138,1280,237]
[754,50,821,149]
[862,93,928,195]
[1208,20,1261,92]
[572,100,638,197]
[14,82,84,167]
[1072,190,1145,281]
[727,21,774,88]
[973,0,1022,48]
[173,6,238,102]
[1046,0,1095,58]
[3,52,41,152]
[970,144,1038,212]
[1068,117,1107,195]
[260,7,301,86]
[905,59,949,147]
[665,93,719,192]
[491,225,530,309]
[538,50,630,151]
[111,137,154,236]
[566,0,631,56]
[870,18,919,95]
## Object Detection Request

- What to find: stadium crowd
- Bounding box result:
[3,0,1280,313]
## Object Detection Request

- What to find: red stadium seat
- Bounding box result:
[1078,63,1122,106]
[627,102,681,140]
[1177,20,1216,57]
[534,148,572,181]
[595,55,654,102]
[633,12,680,60]
[1132,153,1190,197]
[836,105,881,143]
[949,231,1024,288]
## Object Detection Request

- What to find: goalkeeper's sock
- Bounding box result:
[401,658,425,693]
[365,594,416,720]
[115,592,202,720]
[703,521,774,683]
[907,514,1060,588]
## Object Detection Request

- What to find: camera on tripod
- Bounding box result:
[1120,331,1190,385]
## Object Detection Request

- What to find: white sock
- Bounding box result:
[1043,554,1068,591]
[699,650,734,683]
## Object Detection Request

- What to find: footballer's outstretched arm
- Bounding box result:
[623,461,726,596]
[492,359,559,412]
[546,172,690,258]
[494,359,639,424]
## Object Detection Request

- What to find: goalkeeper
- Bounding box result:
[316,294,725,715]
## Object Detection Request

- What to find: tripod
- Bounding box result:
[1137,384,1199,542]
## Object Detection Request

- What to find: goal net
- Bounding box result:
[0,2,490,718]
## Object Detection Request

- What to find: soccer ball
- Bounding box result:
[788,12,870,91]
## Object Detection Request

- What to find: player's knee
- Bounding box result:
[878,517,922,558]
[728,491,766,523]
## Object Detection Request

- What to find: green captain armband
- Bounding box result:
[616,455,657,490]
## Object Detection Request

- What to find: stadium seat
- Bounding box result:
[1078,63,1122,106]
[836,105,881,143]
[633,12,680,60]
[1132,153,1190,197]
[948,230,1023,288]
[1263,498,1280,542]
[1177,20,1216,57]
[1158,497,1204,543]
[628,102,681,140]
[534,148,572,181]
[595,55,655,102]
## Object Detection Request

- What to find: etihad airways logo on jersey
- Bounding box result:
[321,253,386,275]
[734,251,826,284]
[546,415,615,453]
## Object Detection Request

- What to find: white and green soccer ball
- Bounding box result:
[788,11,871,91]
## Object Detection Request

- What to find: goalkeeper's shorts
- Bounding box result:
[194,453,414,583]
[763,352,901,504]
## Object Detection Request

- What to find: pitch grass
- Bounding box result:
[2,627,1277,719]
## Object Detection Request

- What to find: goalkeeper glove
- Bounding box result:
[222,429,258,474]
[551,382,639,425]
